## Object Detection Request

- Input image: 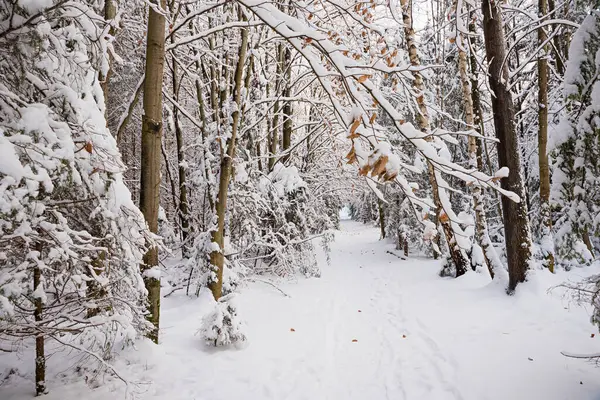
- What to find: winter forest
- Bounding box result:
[1,0,600,398]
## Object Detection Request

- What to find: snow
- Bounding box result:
[17,0,53,13]
[0,134,25,181]
[2,221,600,399]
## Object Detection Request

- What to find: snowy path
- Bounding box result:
[3,220,600,399]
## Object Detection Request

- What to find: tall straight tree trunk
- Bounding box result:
[139,0,167,342]
[169,18,191,259]
[455,3,498,279]
[208,20,249,300]
[468,16,504,222]
[33,261,45,396]
[269,43,284,170]
[400,0,470,276]
[378,198,386,239]
[100,0,117,108]
[482,0,532,293]
[281,46,293,162]
[547,0,567,75]
[538,0,555,273]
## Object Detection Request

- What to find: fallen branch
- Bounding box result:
[386,250,407,260]
[248,278,291,298]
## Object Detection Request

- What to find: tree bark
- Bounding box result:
[400,0,470,276]
[547,0,566,75]
[169,17,191,259]
[139,0,167,342]
[281,46,293,162]
[538,0,555,273]
[482,0,533,292]
[455,3,497,279]
[100,0,117,109]
[208,19,249,300]
[378,198,386,239]
[269,43,284,171]
[34,262,45,396]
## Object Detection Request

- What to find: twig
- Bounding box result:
[386,250,407,260]
[248,278,291,298]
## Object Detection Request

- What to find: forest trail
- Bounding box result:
[149,220,463,400]
[3,221,600,400]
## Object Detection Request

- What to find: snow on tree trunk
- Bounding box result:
[140,0,168,343]
[400,0,470,277]
[482,0,533,293]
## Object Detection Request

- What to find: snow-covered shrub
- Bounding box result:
[200,293,247,347]
[0,0,151,375]
[224,163,334,278]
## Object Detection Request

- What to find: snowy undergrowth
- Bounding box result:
[2,221,600,399]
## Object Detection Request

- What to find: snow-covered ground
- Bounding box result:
[2,220,600,399]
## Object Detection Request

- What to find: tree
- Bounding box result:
[482,0,533,292]
[551,7,600,266]
[400,0,471,276]
[208,17,249,300]
[538,0,555,272]
[140,0,168,343]
[452,0,503,279]
[0,1,151,394]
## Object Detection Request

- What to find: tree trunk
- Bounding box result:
[281,46,293,163]
[34,262,45,396]
[208,20,249,300]
[139,0,167,343]
[538,0,555,273]
[547,0,566,75]
[455,3,498,279]
[378,198,386,239]
[482,0,532,293]
[269,43,284,171]
[100,0,117,109]
[400,0,470,276]
[169,24,191,259]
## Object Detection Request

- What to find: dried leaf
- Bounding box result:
[84,142,93,153]
[349,118,361,135]
[439,212,450,223]
[383,171,398,182]
[352,339,358,342]
[290,328,296,332]
[346,147,357,164]
[369,113,377,124]
[371,155,388,177]
[357,75,370,83]
[359,164,372,176]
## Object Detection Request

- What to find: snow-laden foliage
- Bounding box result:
[200,293,247,347]
[551,10,600,266]
[0,0,151,363]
